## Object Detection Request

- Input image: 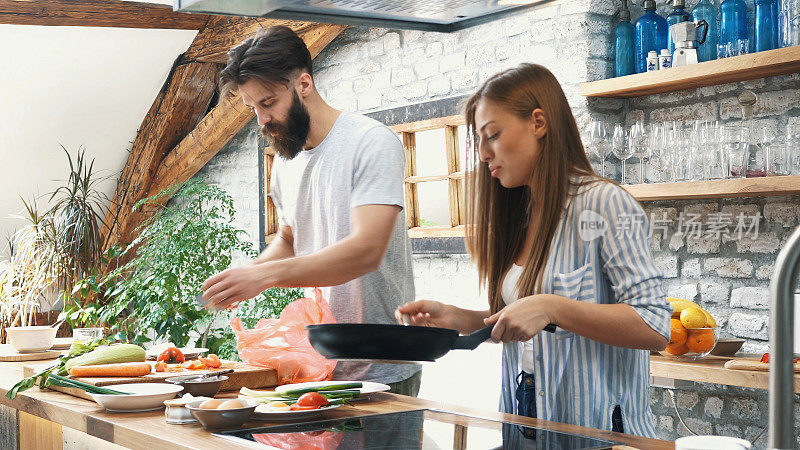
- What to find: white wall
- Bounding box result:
[0,24,196,253]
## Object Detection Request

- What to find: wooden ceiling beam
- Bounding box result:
[101,58,220,247]
[184,16,319,63]
[0,0,211,30]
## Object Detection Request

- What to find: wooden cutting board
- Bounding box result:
[724,359,800,372]
[0,344,63,362]
[24,360,278,401]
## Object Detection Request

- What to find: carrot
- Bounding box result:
[69,362,152,378]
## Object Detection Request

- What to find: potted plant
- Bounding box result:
[95,179,298,356]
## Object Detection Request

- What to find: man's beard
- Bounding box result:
[261,90,310,160]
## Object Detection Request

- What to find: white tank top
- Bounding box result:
[501,264,536,373]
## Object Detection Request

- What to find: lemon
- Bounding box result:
[701,309,717,328]
[670,300,701,318]
[680,307,707,329]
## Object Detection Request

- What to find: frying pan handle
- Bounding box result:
[452,324,557,350]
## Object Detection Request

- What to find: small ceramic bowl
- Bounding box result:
[6,326,58,352]
[164,394,210,424]
[185,398,258,430]
[165,375,228,397]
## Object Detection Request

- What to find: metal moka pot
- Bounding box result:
[671,20,709,67]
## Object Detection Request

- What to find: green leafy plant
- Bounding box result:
[98,179,296,354]
[48,146,112,307]
[0,197,60,329]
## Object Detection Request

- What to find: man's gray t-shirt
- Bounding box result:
[270,112,420,384]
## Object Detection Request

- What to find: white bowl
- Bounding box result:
[6,326,58,352]
[90,383,184,412]
[675,435,752,450]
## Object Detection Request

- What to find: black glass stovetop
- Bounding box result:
[212,409,621,449]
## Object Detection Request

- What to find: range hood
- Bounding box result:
[174,0,555,33]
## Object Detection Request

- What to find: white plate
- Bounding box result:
[90,383,184,412]
[274,380,390,396]
[145,347,209,360]
[251,403,342,421]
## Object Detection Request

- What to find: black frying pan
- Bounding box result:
[307,323,556,362]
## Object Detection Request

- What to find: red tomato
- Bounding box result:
[154,361,167,372]
[157,347,185,364]
[761,353,770,363]
[294,392,329,409]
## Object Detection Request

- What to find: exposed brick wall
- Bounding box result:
[196,0,800,445]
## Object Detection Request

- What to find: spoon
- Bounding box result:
[167,368,234,384]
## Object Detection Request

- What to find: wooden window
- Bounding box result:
[263,147,279,243]
[391,115,467,238]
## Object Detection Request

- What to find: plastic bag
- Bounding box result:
[230,288,337,385]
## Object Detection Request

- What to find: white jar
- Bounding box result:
[164,394,209,424]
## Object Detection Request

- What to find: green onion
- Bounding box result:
[46,374,131,395]
[280,382,363,397]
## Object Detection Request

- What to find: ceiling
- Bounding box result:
[0,1,197,254]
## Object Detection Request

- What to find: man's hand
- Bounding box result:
[201,263,270,310]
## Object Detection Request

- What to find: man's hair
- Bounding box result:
[218,25,313,98]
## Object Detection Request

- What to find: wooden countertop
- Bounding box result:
[0,360,672,450]
[651,354,800,392]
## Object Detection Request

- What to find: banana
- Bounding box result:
[667,298,717,327]
[701,309,717,328]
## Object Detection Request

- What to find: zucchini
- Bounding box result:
[62,344,145,374]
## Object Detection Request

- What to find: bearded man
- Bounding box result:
[201,26,420,396]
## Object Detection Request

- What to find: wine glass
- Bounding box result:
[612,124,633,184]
[647,123,666,183]
[585,121,611,177]
[629,121,648,184]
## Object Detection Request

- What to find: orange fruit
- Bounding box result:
[664,342,689,356]
[669,319,688,346]
[686,328,716,354]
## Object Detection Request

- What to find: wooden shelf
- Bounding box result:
[650,355,800,393]
[580,46,800,98]
[622,175,800,201]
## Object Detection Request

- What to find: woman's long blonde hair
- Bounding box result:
[464,63,598,314]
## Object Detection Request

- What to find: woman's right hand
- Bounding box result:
[395,300,454,329]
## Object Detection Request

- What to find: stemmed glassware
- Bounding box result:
[612,124,633,184]
[585,121,611,177]
[629,121,649,184]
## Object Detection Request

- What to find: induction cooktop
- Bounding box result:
[212,409,621,449]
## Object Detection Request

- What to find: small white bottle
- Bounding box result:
[658,49,673,70]
[646,51,659,71]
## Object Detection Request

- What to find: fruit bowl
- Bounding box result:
[661,327,719,360]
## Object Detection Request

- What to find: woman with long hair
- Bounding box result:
[397,63,671,437]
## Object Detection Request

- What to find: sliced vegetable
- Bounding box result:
[761,353,769,363]
[294,392,329,409]
[182,360,205,370]
[63,344,145,373]
[69,362,152,378]
[199,354,221,369]
[154,361,167,372]
[157,347,185,364]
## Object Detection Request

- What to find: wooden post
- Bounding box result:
[402,132,420,229]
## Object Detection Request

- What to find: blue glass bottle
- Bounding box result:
[615,0,636,77]
[755,0,779,51]
[692,0,719,62]
[720,0,749,49]
[635,0,669,73]
[667,0,693,54]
